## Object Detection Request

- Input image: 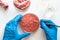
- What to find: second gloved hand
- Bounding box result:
[3,14,30,40]
[40,19,57,40]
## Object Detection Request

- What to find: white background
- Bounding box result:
[0,0,60,40]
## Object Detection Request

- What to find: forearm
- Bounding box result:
[46,37,57,40]
[46,33,57,40]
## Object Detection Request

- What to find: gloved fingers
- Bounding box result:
[19,32,30,39]
[40,21,49,31]
[40,19,54,24]
[13,14,22,22]
[5,20,13,28]
[40,19,57,29]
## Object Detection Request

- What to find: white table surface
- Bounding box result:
[0,0,60,40]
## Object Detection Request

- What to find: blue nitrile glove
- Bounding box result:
[40,19,57,40]
[3,14,30,40]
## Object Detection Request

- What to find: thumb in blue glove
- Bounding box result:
[40,19,57,40]
[3,14,30,40]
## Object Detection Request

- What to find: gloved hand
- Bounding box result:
[40,19,57,40]
[3,14,30,40]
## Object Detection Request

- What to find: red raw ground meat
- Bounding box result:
[20,13,39,32]
[0,0,8,10]
[13,0,30,10]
